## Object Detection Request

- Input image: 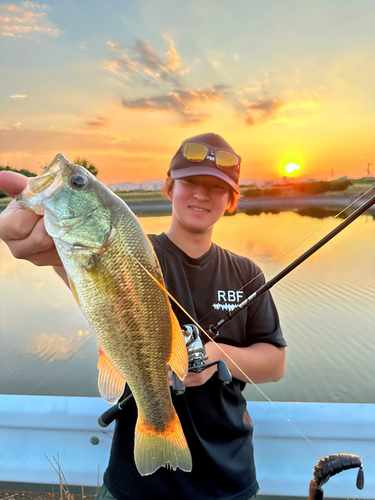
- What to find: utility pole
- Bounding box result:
[367,163,373,177]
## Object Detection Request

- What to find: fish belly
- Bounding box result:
[57,218,192,475]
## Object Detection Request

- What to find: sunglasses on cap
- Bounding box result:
[181,141,241,172]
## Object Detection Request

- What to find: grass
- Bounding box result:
[1,181,373,211]
[0,455,98,500]
[0,196,12,209]
[0,192,169,210]
[0,488,96,500]
[114,190,166,201]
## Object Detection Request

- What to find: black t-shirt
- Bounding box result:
[104,233,286,500]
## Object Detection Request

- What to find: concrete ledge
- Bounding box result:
[0,395,374,498]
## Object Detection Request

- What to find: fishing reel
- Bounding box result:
[171,324,232,395]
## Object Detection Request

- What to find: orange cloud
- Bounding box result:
[104,39,182,80]
[85,116,108,129]
[102,38,289,127]
[0,2,61,38]
[121,86,230,123]
[239,98,285,125]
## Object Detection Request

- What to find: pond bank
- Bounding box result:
[238,193,375,215]
[1,194,374,217]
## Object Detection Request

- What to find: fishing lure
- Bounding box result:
[308,453,364,500]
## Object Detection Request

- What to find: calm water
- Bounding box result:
[0,210,374,499]
[1,210,374,404]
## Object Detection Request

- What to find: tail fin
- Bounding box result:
[134,411,192,476]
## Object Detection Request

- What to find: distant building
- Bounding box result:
[107,180,165,191]
[240,179,276,187]
[108,182,140,191]
[259,180,275,187]
[140,181,164,191]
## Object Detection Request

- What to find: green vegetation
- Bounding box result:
[1,176,373,211]
[114,190,168,203]
[0,195,12,208]
[355,176,375,184]
[0,159,99,202]
[0,165,38,177]
[74,157,99,177]
[241,179,372,198]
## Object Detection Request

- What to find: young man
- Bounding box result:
[0,133,286,500]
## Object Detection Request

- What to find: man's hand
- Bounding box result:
[0,171,62,267]
[168,363,217,388]
[168,338,285,388]
[167,340,220,388]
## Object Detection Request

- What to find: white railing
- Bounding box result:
[0,395,373,498]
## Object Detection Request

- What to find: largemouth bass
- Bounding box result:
[16,153,192,476]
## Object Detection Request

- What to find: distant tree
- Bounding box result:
[242,187,263,197]
[327,179,352,191]
[74,157,99,177]
[0,165,37,177]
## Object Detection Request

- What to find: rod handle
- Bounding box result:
[97,394,134,427]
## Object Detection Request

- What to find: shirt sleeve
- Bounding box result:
[244,262,287,348]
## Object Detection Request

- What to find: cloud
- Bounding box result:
[104,38,286,126]
[9,94,27,98]
[0,127,166,155]
[239,98,285,126]
[0,2,61,38]
[121,86,230,123]
[85,116,107,129]
[104,39,183,82]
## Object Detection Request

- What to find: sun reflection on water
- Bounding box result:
[0,211,374,401]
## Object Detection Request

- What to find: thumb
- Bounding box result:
[0,171,29,198]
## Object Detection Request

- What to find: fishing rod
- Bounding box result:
[207,190,375,339]
[98,190,375,428]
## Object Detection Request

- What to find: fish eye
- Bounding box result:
[70,174,87,189]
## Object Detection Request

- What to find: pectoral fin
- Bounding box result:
[97,347,126,403]
[167,310,188,381]
[68,276,81,308]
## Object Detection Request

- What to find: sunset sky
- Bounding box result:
[1,0,375,184]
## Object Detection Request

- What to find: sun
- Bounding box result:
[284,163,301,176]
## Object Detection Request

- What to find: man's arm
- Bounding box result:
[205,341,285,384]
[173,341,285,388]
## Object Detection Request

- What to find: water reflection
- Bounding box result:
[243,207,348,219]
[24,330,91,363]
[0,211,374,403]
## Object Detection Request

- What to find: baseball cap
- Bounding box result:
[168,133,241,194]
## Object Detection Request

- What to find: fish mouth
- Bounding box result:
[15,154,69,207]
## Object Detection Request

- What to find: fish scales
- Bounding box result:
[16,153,192,476]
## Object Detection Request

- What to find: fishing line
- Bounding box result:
[239,185,375,292]
[128,188,375,457]
[197,185,375,325]
[126,249,323,457]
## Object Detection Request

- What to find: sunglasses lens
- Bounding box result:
[183,143,209,162]
[216,150,239,170]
